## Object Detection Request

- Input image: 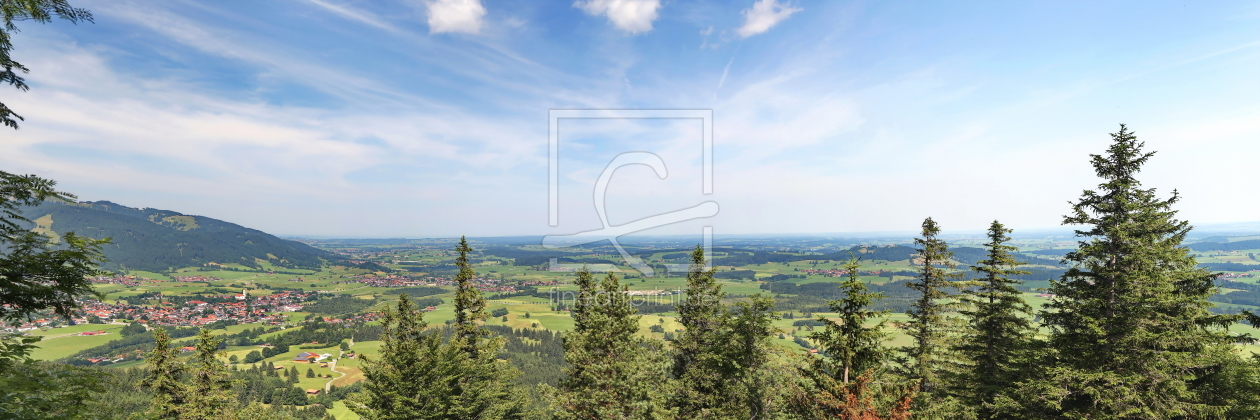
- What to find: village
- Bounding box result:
[0,289,323,333]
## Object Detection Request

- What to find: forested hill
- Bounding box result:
[20,200,331,272]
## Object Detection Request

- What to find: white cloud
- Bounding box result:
[425,0,487,34]
[737,0,801,38]
[575,0,661,34]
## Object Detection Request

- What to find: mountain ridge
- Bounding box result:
[21,200,332,272]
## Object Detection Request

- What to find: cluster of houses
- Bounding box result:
[90,275,161,287]
[799,268,853,277]
[172,275,225,282]
[344,273,516,293]
[0,317,61,332]
[798,268,896,277]
[425,275,521,293]
[61,290,319,327]
[351,274,432,288]
[520,280,562,287]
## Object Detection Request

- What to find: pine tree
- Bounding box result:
[952,221,1036,418]
[350,293,470,420]
[453,236,489,359]
[439,236,530,419]
[797,256,912,419]
[184,329,238,419]
[811,255,891,384]
[307,367,315,378]
[717,294,785,419]
[895,217,963,415]
[1027,125,1241,418]
[552,268,672,419]
[670,245,727,418]
[140,328,187,419]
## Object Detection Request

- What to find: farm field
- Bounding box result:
[14,236,1260,420]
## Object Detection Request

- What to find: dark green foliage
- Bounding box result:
[1020,125,1244,418]
[381,286,448,297]
[62,325,201,363]
[896,217,963,405]
[120,321,148,336]
[1,0,92,129]
[352,261,393,272]
[184,329,237,419]
[713,269,756,280]
[792,254,920,418]
[1188,239,1260,252]
[1197,262,1260,272]
[349,294,529,420]
[764,280,919,313]
[490,307,509,318]
[0,331,104,418]
[1211,288,1260,307]
[1,171,108,322]
[715,294,787,418]
[670,245,729,418]
[762,273,805,282]
[552,269,672,419]
[135,328,242,418]
[952,221,1037,417]
[139,328,186,419]
[810,255,891,384]
[350,294,465,419]
[19,200,330,271]
[453,236,490,358]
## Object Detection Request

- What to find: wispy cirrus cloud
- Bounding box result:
[4,0,1258,237]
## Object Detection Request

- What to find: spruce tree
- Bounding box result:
[553,268,672,419]
[952,221,1036,418]
[670,245,727,418]
[811,255,891,384]
[448,238,530,419]
[350,293,471,420]
[797,256,912,419]
[1029,125,1240,418]
[184,329,238,419]
[895,217,963,414]
[453,236,489,358]
[717,294,784,419]
[140,328,187,419]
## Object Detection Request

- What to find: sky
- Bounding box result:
[2,0,1259,238]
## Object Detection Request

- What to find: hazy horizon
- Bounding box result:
[4,1,1258,237]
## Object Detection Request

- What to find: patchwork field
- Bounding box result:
[15,237,1260,420]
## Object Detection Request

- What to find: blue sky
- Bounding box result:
[3,0,1258,237]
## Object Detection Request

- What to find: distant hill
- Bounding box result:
[20,200,332,272]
